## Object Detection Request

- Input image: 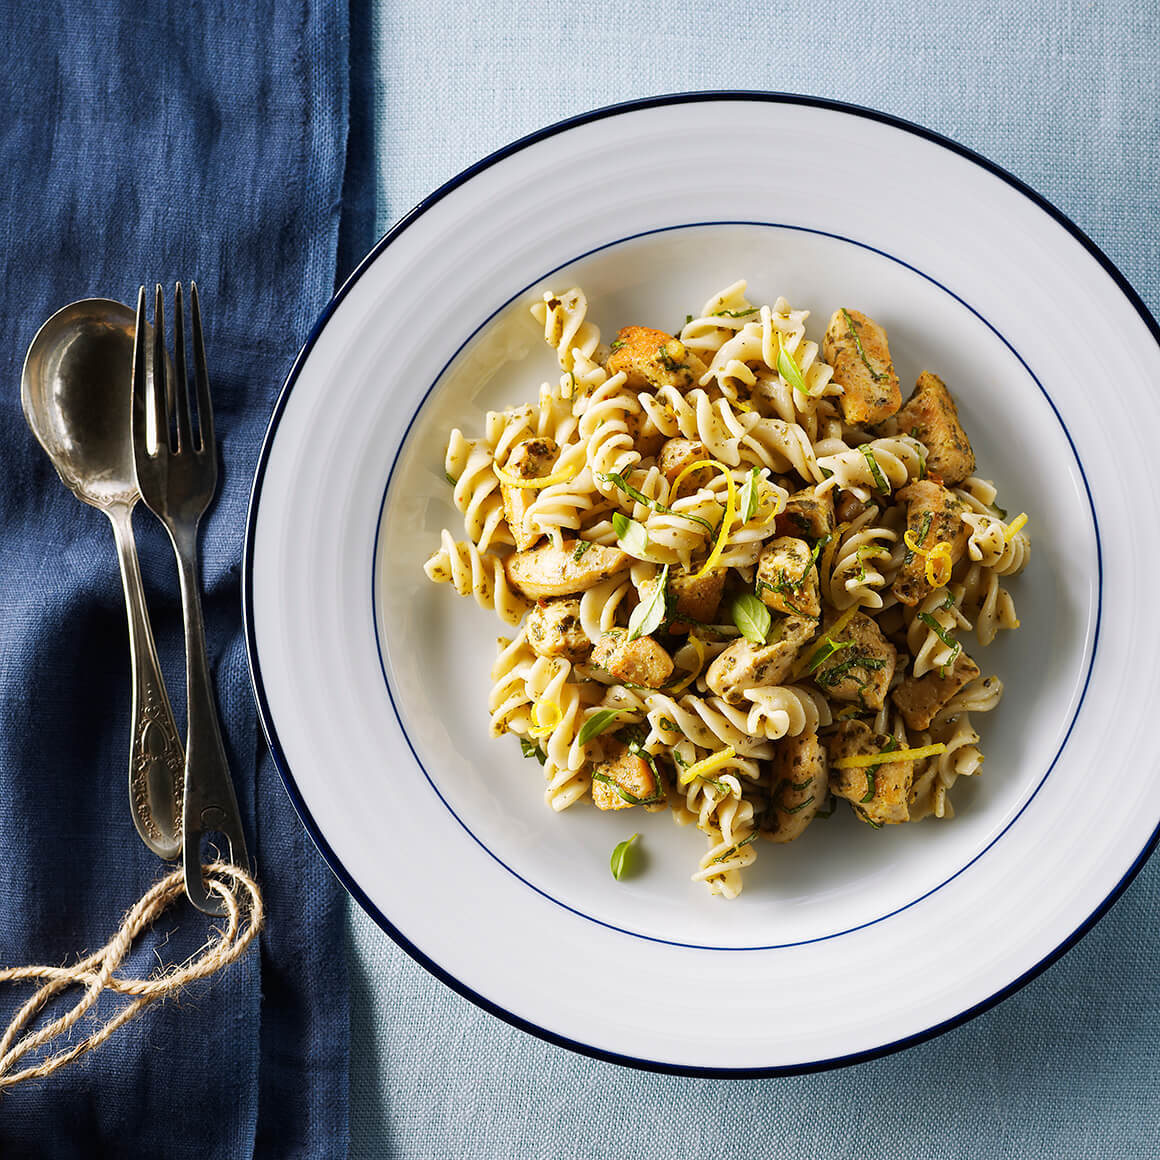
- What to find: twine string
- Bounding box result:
[0,860,263,1089]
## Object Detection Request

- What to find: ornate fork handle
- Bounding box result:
[169,521,248,914]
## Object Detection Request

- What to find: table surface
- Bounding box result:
[342,2,1160,1156]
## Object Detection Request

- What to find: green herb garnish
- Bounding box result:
[777,341,809,397]
[444,471,458,486]
[601,470,714,534]
[656,344,688,372]
[860,446,889,493]
[578,709,626,746]
[815,653,888,689]
[572,540,592,562]
[627,564,669,641]
[917,611,962,669]
[903,511,933,566]
[805,635,853,674]
[610,833,638,880]
[612,511,651,558]
[859,737,898,803]
[730,592,771,645]
[710,831,759,864]
[840,308,885,382]
[608,337,625,353]
[711,306,759,318]
[518,737,547,765]
[736,466,762,524]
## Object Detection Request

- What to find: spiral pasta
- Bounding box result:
[423,281,1028,896]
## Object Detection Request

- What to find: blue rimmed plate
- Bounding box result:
[244,93,1160,1075]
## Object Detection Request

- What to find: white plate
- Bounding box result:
[245,94,1160,1074]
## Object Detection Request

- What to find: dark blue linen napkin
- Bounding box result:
[0,3,350,1155]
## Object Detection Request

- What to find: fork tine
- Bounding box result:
[171,283,195,455]
[131,285,151,458]
[189,282,214,455]
[151,283,170,454]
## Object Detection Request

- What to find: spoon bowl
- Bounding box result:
[22,298,185,860]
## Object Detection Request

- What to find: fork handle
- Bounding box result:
[171,524,250,916]
[108,503,184,860]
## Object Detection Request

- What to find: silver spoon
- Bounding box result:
[22,298,185,859]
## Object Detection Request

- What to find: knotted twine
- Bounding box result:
[0,861,263,1089]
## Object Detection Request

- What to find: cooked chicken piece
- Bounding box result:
[657,438,712,489]
[499,436,559,551]
[764,731,827,843]
[826,720,914,825]
[505,540,631,600]
[591,629,673,688]
[525,597,591,663]
[591,739,660,810]
[895,372,976,485]
[890,480,969,607]
[606,327,708,393]
[810,611,895,710]
[637,568,726,633]
[891,651,980,731]
[823,308,901,426]
[775,486,835,541]
[705,615,815,705]
[756,536,822,619]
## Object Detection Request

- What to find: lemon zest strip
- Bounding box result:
[494,460,580,489]
[1004,512,1028,541]
[667,634,706,694]
[833,743,947,769]
[678,745,737,786]
[669,458,738,579]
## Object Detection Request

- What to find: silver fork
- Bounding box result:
[132,283,249,915]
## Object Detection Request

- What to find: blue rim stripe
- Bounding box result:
[373,218,1101,952]
[243,91,1160,1078]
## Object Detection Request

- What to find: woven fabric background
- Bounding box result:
[343,1,1159,1155]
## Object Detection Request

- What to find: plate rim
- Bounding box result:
[242,90,1160,1077]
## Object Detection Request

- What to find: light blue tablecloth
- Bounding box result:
[344,3,1160,1155]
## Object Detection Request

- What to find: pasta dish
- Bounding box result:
[423,282,1029,898]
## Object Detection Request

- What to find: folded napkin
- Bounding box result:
[0,3,350,1154]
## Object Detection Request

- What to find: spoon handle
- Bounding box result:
[107,503,185,859]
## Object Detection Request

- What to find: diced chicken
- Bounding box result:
[591,629,673,688]
[591,739,661,810]
[525,597,591,663]
[764,731,827,843]
[657,438,712,489]
[826,720,914,826]
[637,568,726,633]
[705,615,815,705]
[606,327,708,393]
[890,480,969,607]
[499,436,558,551]
[504,540,631,600]
[810,611,896,710]
[891,651,981,731]
[756,537,822,619]
[823,308,901,426]
[775,486,835,541]
[895,372,976,486]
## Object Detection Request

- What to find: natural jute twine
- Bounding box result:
[0,860,263,1089]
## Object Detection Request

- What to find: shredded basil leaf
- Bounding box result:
[578,709,625,746]
[610,833,638,880]
[777,342,809,397]
[601,471,714,534]
[840,308,885,382]
[860,446,890,493]
[904,511,933,566]
[518,737,547,765]
[737,466,762,523]
[444,471,458,486]
[917,611,962,667]
[611,511,651,558]
[572,540,592,562]
[655,344,688,372]
[627,564,669,641]
[711,831,759,864]
[730,592,771,645]
[805,635,852,674]
[608,337,625,353]
[711,306,759,318]
[859,737,898,803]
